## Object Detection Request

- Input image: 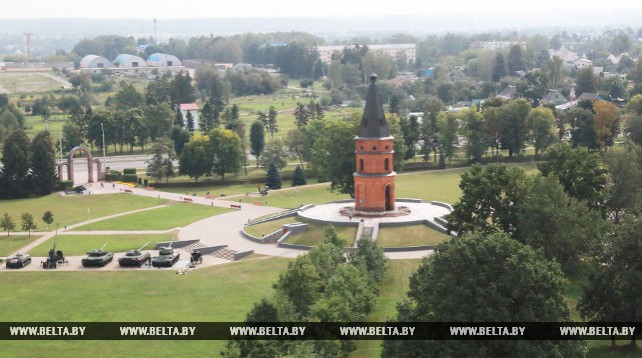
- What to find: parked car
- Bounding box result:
[81,244,114,267]
[118,242,151,267]
[151,246,180,267]
[6,252,31,268]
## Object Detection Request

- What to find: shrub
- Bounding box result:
[123,168,136,175]
[122,174,138,183]
[61,180,73,190]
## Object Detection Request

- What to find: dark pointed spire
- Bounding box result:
[358,74,390,138]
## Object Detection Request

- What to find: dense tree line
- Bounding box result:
[222,227,386,357]
[0,129,58,199]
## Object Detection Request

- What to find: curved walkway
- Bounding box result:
[2,182,434,272]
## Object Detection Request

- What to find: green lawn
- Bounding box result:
[28,233,178,256]
[284,223,357,246]
[0,72,64,93]
[377,225,451,247]
[354,259,423,357]
[245,216,358,246]
[229,183,350,209]
[0,193,167,229]
[0,257,290,356]
[0,234,42,256]
[244,216,300,237]
[73,203,230,231]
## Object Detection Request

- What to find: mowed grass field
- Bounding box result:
[377,225,451,247]
[0,257,290,356]
[0,194,167,229]
[73,203,231,231]
[0,234,42,256]
[28,233,177,256]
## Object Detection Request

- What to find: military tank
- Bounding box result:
[118,242,151,267]
[151,243,180,267]
[81,243,114,267]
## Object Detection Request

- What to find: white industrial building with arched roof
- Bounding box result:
[113,54,147,68]
[80,55,111,68]
[147,53,182,67]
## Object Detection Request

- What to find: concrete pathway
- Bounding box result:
[2,182,434,272]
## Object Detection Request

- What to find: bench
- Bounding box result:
[205,194,216,199]
[183,197,193,202]
[145,187,156,191]
[124,189,133,194]
[230,204,242,209]
[253,201,264,206]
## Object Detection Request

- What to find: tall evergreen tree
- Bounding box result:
[249,120,265,167]
[0,129,31,198]
[265,162,282,189]
[291,165,306,187]
[185,111,195,132]
[30,131,58,195]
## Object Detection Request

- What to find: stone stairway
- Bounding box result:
[212,248,238,260]
[360,226,374,239]
[179,242,241,261]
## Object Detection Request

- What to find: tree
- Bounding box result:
[266,106,279,140]
[548,55,564,88]
[447,164,527,237]
[604,145,641,223]
[500,98,531,157]
[30,130,58,195]
[383,232,584,357]
[209,128,243,181]
[293,102,311,128]
[568,107,598,149]
[576,67,597,96]
[348,236,386,284]
[461,109,486,164]
[169,126,190,156]
[291,165,307,187]
[0,129,31,198]
[517,175,603,275]
[625,114,642,146]
[273,255,323,317]
[436,112,458,164]
[259,139,289,170]
[249,121,265,167]
[185,111,195,132]
[20,213,36,237]
[593,100,620,151]
[506,44,526,72]
[310,119,358,196]
[61,122,83,154]
[170,70,197,106]
[199,100,216,133]
[538,143,608,211]
[265,162,282,189]
[1,213,15,236]
[578,217,641,349]
[179,134,212,182]
[628,94,642,116]
[42,210,54,229]
[144,104,173,141]
[146,137,176,184]
[112,84,144,110]
[491,52,506,82]
[527,107,557,156]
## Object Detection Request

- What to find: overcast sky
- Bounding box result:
[3,0,641,19]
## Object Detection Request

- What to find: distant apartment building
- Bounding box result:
[315,44,416,64]
[475,41,525,50]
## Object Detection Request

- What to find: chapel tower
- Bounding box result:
[354,74,395,212]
